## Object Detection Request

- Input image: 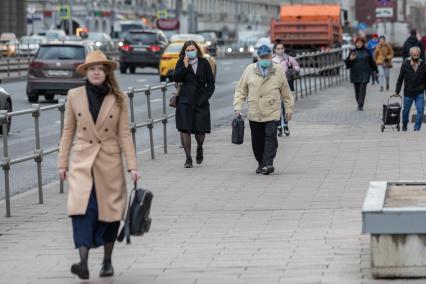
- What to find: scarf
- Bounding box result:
[86,80,110,123]
[189,57,199,74]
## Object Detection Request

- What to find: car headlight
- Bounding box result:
[118,41,124,47]
[249,46,255,53]
[206,41,212,46]
[227,47,232,53]
[239,47,244,53]
[95,41,102,47]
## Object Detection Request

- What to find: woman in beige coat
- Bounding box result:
[57,50,140,280]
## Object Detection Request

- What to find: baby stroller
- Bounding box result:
[381,94,402,132]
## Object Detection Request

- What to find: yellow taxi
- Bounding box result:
[159,34,217,82]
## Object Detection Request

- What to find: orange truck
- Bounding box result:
[270,4,342,52]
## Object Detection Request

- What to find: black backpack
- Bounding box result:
[117,182,153,244]
[232,115,245,144]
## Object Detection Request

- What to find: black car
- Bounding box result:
[119,30,168,74]
[0,85,12,135]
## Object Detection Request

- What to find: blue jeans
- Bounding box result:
[403,93,425,130]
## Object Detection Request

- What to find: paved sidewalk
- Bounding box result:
[2,66,426,284]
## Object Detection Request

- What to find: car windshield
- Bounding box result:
[0,40,10,44]
[21,38,43,44]
[121,24,144,33]
[88,33,103,41]
[165,44,183,53]
[125,33,157,45]
[46,32,61,40]
[36,45,85,60]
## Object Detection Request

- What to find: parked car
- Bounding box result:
[0,85,12,135]
[159,35,217,82]
[26,41,94,103]
[0,33,19,57]
[18,35,47,56]
[119,29,168,74]
[39,30,66,42]
[252,37,273,63]
[86,32,115,53]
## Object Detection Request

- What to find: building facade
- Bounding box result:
[26,0,280,37]
[0,0,27,37]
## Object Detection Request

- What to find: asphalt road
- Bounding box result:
[0,57,250,199]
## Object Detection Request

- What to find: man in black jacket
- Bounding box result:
[395,46,426,131]
[402,29,425,61]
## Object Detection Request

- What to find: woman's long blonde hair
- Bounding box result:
[104,64,124,106]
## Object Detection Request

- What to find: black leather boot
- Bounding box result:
[71,262,89,280]
[184,156,193,168]
[99,260,114,277]
[196,146,203,164]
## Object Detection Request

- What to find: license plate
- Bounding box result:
[47,70,70,77]
[134,47,147,51]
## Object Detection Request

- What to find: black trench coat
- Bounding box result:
[174,57,215,133]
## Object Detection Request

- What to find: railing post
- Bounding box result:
[127,87,136,147]
[161,82,168,154]
[32,104,43,204]
[0,110,11,217]
[144,85,155,160]
[58,99,66,194]
[6,45,10,78]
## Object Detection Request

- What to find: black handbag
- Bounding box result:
[117,182,153,244]
[232,115,245,145]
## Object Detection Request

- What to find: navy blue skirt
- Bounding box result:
[71,187,120,249]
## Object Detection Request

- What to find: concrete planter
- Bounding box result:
[362,181,426,278]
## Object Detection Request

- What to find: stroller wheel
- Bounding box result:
[381,125,385,132]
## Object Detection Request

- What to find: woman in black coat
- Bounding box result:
[345,36,378,111]
[174,40,215,168]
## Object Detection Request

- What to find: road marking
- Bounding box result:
[138,79,147,82]
[224,67,231,71]
[55,120,60,124]
[151,99,162,103]
[222,62,233,65]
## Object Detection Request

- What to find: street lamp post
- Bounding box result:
[68,0,73,35]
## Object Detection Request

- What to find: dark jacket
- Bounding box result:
[395,58,426,97]
[402,36,425,61]
[345,47,378,84]
[173,57,215,133]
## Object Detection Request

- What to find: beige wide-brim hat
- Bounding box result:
[76,50,118,75]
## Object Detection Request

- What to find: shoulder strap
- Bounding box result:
[117,183,137,244]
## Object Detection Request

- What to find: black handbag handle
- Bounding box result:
[117,184,137,244]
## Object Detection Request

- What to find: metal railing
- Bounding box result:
[291,48,349,101]
[0,82,177,217]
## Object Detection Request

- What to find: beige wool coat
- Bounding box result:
[234,63,294,122]
[58,86,137,222]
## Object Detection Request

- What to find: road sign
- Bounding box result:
[376,7,393,18]
[27,7,36,14]
[58,5,70,20]
[156,9,168,19]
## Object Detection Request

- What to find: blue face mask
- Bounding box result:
[186,50,197,59]
[259,59,271,69]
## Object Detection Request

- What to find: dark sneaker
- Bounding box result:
[100,261,114,278]
[262,165,275,175]
[380,87,384,92]
[277,127,283,137]
[71,262,89,280]
[357,106,363,111]
[184,156,193,168]
[196,146,203,164]
[256,164,263,174]
[283,125,290,136]
[402,125,407,131]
